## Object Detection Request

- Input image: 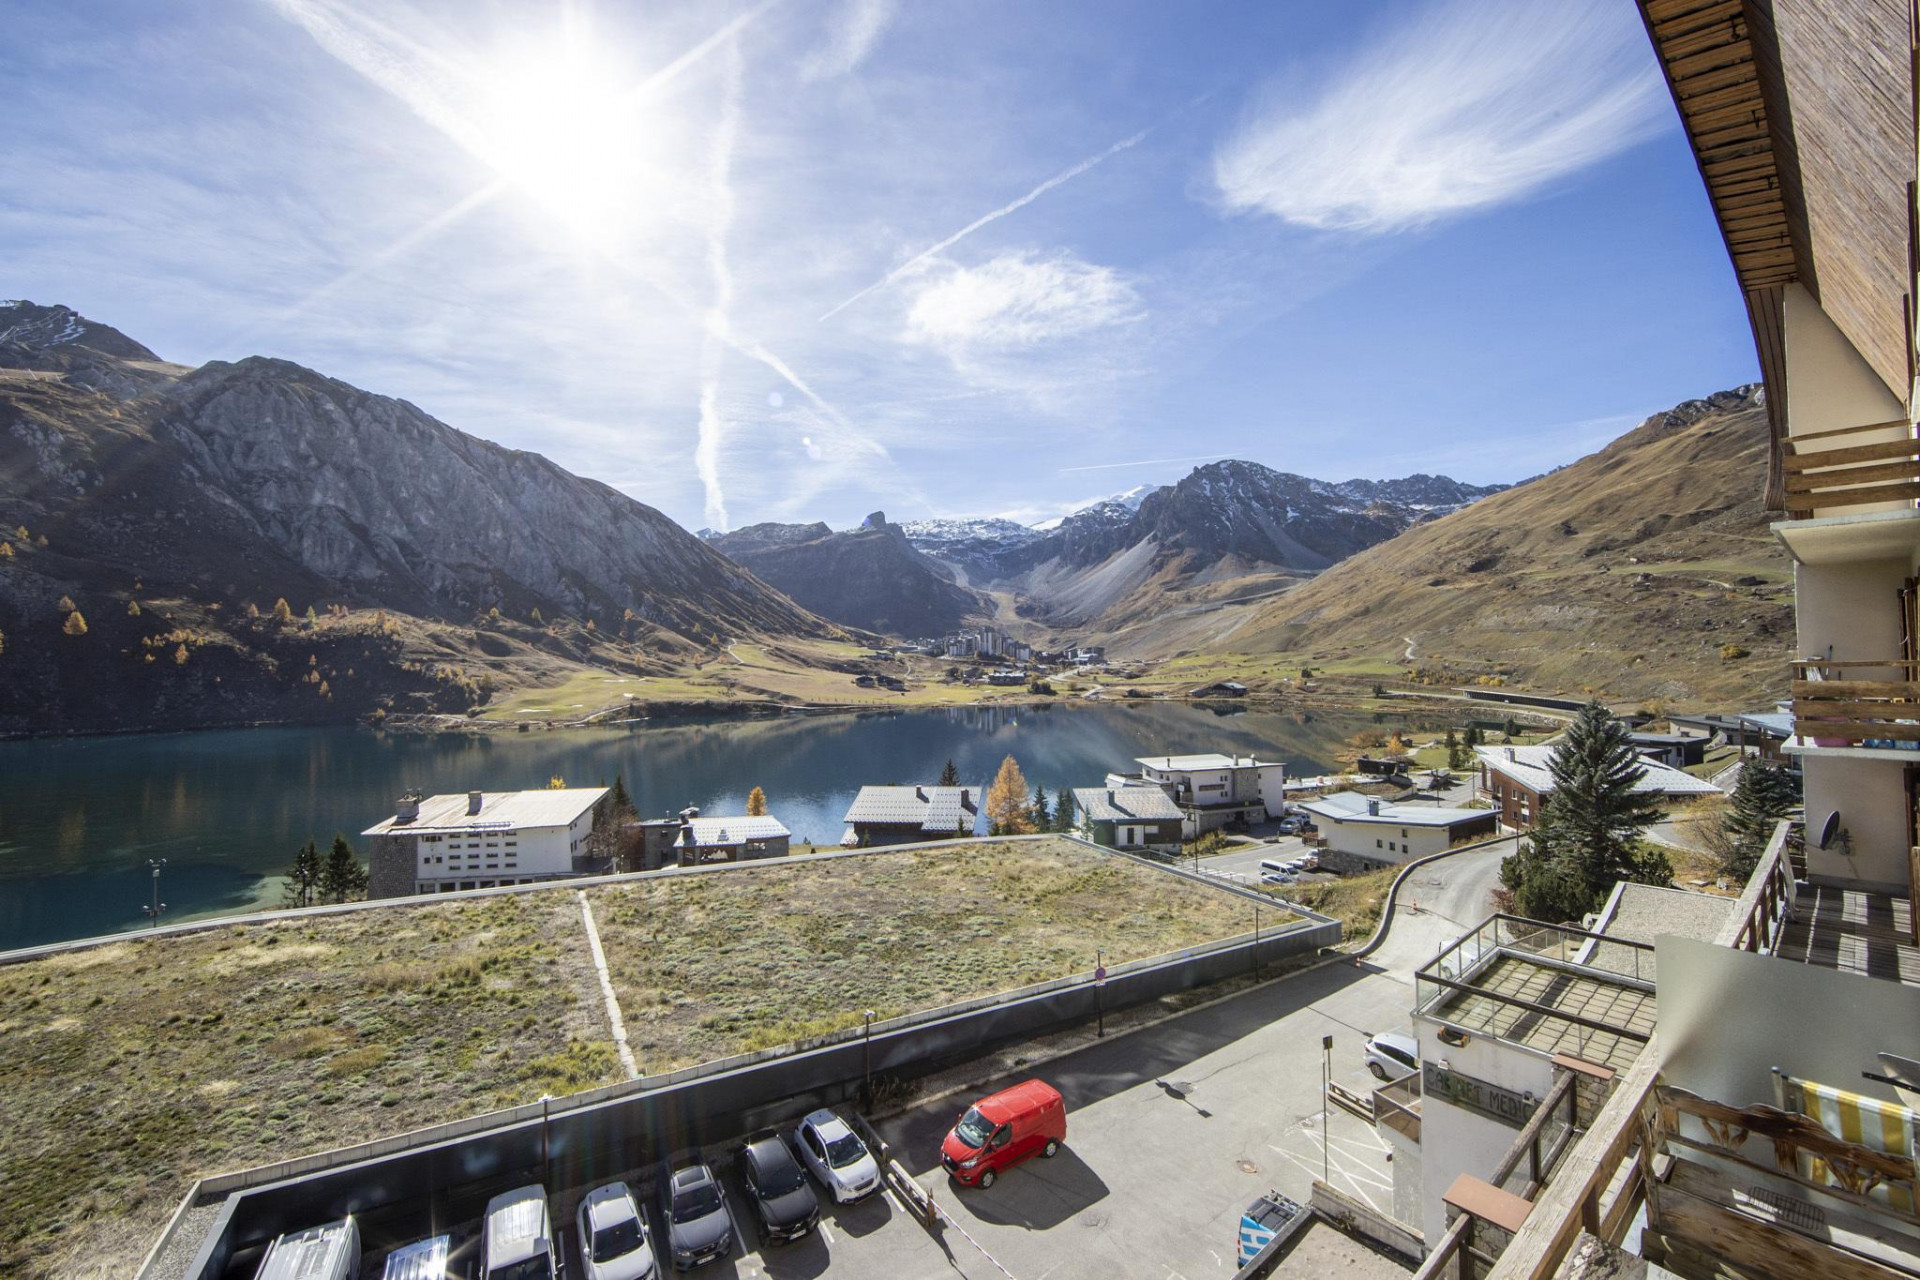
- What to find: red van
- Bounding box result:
[940,1079,1067,1187]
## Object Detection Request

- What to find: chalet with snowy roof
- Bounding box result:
[1071,785,1184,852]
[1474,743,1720,831]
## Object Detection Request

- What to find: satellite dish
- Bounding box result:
[1819,811,1843,850]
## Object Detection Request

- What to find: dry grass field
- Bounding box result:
[589,838,1282,1068]
[0,837,1272,1280]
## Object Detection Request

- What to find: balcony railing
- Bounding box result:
[1723,818,1797,954]
[1375,1070,1422,1145]
[1782,419,1920,517]
[1791,658,1920,746]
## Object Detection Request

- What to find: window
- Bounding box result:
[1401,829,1409,838]
[1376,839,1383,848]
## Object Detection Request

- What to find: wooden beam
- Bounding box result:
[1793,481,1920,509]
[1787,418,1914,443]
[1782,438,1920,470]
[1785,459,1920,490]
[1790,721,1920,742]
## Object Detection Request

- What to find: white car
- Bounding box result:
[793,1109,881,1203]
[1365,1031,1419,1081]
[577,1182,657,1280]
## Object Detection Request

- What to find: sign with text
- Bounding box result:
[1423,1061,1538,1129]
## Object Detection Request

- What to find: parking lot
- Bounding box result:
[305,949,1413,1280]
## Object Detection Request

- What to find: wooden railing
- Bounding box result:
[1791,658,1920,745]
[1415,1070,1586,1280]
[1783,419,1920,517]
[1721,819,1797,954]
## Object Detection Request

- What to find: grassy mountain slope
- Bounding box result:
[1138,386,1793,709]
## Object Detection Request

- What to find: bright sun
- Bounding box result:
[476,45,658,247]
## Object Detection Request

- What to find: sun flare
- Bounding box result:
[475,44,658,246]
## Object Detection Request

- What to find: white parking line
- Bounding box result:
[819,1219,835,1245]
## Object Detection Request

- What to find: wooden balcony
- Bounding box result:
[1791,658,1920,745]
[1783,420,1920,518]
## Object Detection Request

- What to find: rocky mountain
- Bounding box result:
[707,511,984,636]
[981,460,1502,633]
[0,300,835,733]
[898,516,1042,580]
[1030,483,1161,532]
[1202,385,1790,706]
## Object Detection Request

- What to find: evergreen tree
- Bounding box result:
[985,755,1036,835]
[62,610,87,636]
[0,628,7,655]
[57,595,75,612]
[126,600,141,616]
[1445,727,1471,771]
[1464,724,1483,748]
[317,835,368,903]
[1720,761,1800,881]
[174,643,189,665]
[282,839,321,908]
[272,597,293,623]
[1054,788,1077,833]
[938,758,961,787]
[746,786,768,816]
[246,601,260,618]
[305,605,317,622]
[0,542,11,559]
[1031,783,1051,832]
[608,773,637,820]
[1503,702,1666,920]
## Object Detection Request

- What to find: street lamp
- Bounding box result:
[1253,901,1261,979]
[1321,1034,1333,1184]
[1094,949,1106,1038]
[142,859,167,928]
[862,1010,877,1108]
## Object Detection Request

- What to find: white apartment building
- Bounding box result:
[363,787,608,897]
[1109,753,1285,837]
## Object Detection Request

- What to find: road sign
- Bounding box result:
[1094,964,1107,987]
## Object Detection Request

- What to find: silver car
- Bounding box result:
[577,1182,657,1280]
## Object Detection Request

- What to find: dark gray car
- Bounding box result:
[735,1132,820,1245]
[658,1161,734,1271]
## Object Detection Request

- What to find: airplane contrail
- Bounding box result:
[817,126,1151,323]
[1059,453,1226,474]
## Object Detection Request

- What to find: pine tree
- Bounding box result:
[57,595,75,613]
[1464,724,1483,748]
[34,534,46,548]
[985,755,1035,835]
[746,786,768,816]
[938,758,961,787]
[1503,701,1666,919]
[305,605,317,623]
[1054,788,1077,833]
[272,598,293,623]
[174,643,189,666]
[11,526,24,541]
[246,601,260,619]
[608,773,637,820]
[1720,760,1800,881]
[317,835,368,904]
[1031,783,1051,832]
[282,839,321,908]
[0,542,12,560]
[62,610,87,636]
[531,608,544,624]
[1445,728,1471,771]
[126,600,141,616]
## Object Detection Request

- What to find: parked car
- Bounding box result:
[1365,1031,1419,1081]
[941,1078,1067,1188]
[793,1109,882,1203]
[481,1186,557,1280]
[1275,815,1306,835]
[736,1130,821,1244]
[659,1161,735,1271]
[381,1235,452,1280]
[255,1218,361,1280]
[577,1182,658,1280]
[1258,858,1294,879]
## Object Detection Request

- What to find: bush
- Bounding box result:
[1184,830,1230,858]
[1718,643,1750,661]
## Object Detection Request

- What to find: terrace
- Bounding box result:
[1790,657,1920,755]
[1455,824,1920,1280]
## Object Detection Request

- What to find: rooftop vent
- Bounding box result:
[396,791,423,822]
[1367,799,1381,816]
[467,790,483,816]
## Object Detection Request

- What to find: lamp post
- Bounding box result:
[1253,901,1261,979]
[1321,1034,1333,1184]
[1094,949,1106,1038]
[862,1009,877,1108]
[142,859,167,928]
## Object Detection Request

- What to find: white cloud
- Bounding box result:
[904,251,1143,351]
[801,0,896,80]
[1213,0,1668,234]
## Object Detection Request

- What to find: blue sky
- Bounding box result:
[1,0,1758,532]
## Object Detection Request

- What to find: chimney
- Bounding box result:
[1108,789,1116,807]
[1505,747,1515,761]
[467,790,483,816]
[916,785,926,801]
[396,791,422,822]
[960,788,971,806]
[1367,799,1381,816]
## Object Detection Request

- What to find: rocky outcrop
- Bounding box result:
[708,513,983,636]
